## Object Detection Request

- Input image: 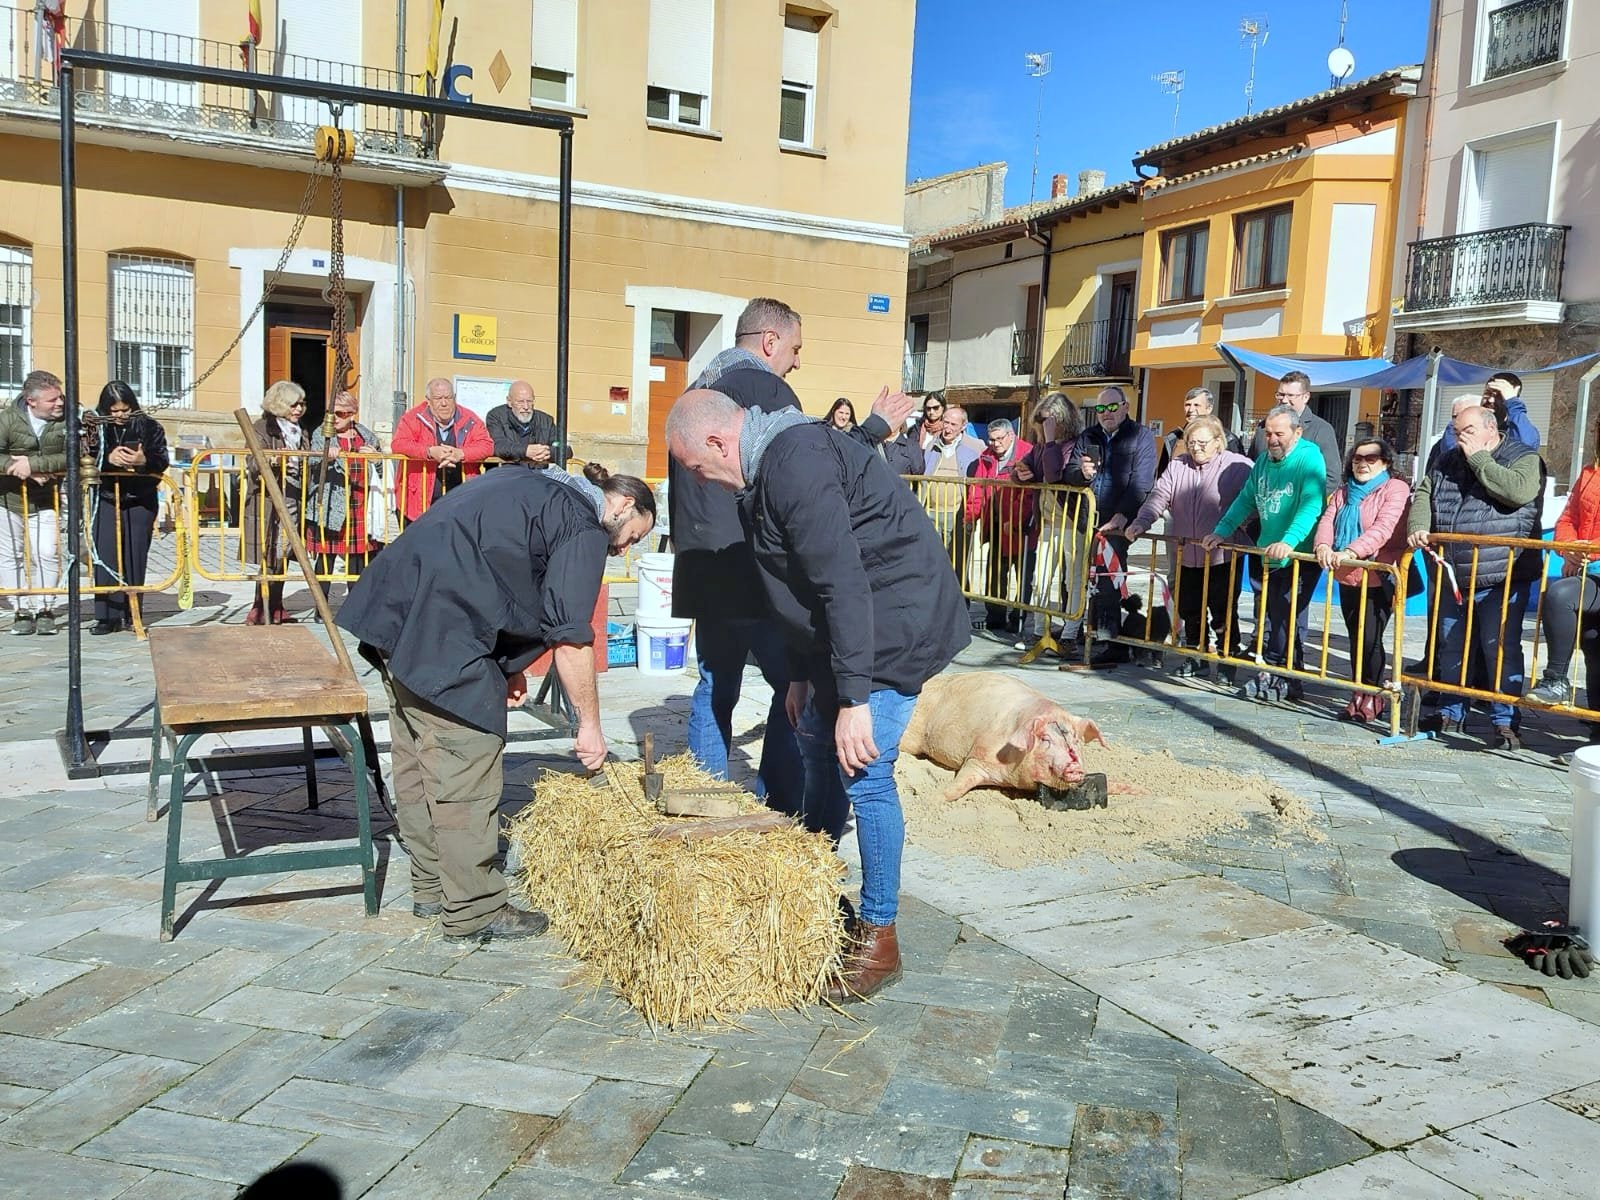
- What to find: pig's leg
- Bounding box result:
[941,760,992,802]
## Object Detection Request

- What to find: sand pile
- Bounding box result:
[508,754,845,1028]
[896,740,1320,866]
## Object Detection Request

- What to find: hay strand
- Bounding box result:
[508,753,845,1028]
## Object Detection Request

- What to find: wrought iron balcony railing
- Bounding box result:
[903,351,926,393]
[1484,0,1566,81]
[1010,328,1037,377]
[1056,317,1134,379]
[1403,222,1568,313]
[0,5,433,158]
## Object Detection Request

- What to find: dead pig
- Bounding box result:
[902,672,1107,802]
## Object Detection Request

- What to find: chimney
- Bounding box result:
[1077,168,1106,196]
[1050,173,1068,199]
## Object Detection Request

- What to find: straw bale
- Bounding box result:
[508,753,845,1028]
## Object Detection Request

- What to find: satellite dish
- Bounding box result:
[1328,46,1356,80]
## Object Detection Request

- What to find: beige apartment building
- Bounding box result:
[0,0,915,474]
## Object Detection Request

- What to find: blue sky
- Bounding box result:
[908,0,1432,206]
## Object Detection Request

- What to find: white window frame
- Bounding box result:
[1473,0,1570,86]
[530,0,579,109]
[1458,123,1558,234]
[646,86,708,128]
[647,0,715,130]
[108,254,195,404]
[778,10,819,147]
[0,244,33,392]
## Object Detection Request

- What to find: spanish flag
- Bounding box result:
[247,0,261,45]
[424,0,444,80]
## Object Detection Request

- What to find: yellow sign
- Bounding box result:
[453,313,498,361]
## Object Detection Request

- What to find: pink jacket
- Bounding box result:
[1313,475,1412,585]
[1128,451,1252,567]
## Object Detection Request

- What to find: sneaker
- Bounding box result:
[1491,725,1521,751]
[1241,670,1270,700]
[445,904,549,943]
[1215,664,1236,687]
[1172,659,1201,679]
[34,610,56,636]
[1526,675,1572,706]
[10,614,35,636]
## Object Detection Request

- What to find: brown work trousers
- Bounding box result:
[381,670,507,936]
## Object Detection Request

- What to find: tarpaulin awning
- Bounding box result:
[1217,344,1600,390]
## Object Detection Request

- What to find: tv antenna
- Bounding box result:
[1327,1,1355,86]
[1153,70,1185,135]
[1024,51,1052,202]
[1240,16,1269,115]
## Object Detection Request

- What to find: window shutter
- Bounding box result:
[278,0,364,130]
[532,0,578,75]
[111,259,194,346]
[782,16,817,86]
[104,0,199,104]
[1517,375,1554,446]
[0,246,29,308]
[648,0,714,96]
[1473,135,1554,230]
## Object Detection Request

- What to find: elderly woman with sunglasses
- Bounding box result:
[1313,437,1411,723]
[242,380,308,625]
[306,391,384,582]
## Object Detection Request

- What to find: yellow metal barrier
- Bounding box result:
[1397,530,1600,736]
[1110,533,1408,738]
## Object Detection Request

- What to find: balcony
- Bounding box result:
[903,351,926,393]
[0,6,434,162]
[1395,223,1569,330]
[1010,328,1037,377]
[1055,317,1135,379]
[1484,0,1566,82]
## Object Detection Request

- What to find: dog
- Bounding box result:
[1119,594,1173,667]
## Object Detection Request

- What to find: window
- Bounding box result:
[1465,129,1555,231]
[0,244,32,392]
[276,0,364,132]
[531,0,578,106]
[1234,204,1292,293]
[1482,0,1567,82]
[109,254,194,403]
[647,0,715,128]
[1160,223,1208,303]
[779,11,819,146]
[105,1,199,108]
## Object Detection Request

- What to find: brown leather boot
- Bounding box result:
[824,921,902,1004]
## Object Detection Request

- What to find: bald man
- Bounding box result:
[486,380,569,469]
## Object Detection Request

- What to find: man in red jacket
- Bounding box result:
[391,378,495,524]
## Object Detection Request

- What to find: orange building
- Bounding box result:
[1129,68,1420,449]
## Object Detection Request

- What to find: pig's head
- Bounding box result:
[1000,712,1105,788]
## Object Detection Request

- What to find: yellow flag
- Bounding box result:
[247,0,261,44]
[424,0,444,80]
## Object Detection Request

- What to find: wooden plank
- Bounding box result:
[648,812,794,841]
[149,626,367,728]
[659,792,747,818]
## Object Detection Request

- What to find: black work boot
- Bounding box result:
[446,904,549,943]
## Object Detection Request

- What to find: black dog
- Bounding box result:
[1092,593,1174,667]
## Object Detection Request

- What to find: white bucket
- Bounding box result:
[637,552,675,617]
[636,616,692,676]
[1569,745,1600,938]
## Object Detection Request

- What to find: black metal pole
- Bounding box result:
[59,62,94,777]
[556,127,572,462]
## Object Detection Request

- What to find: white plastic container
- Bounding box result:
[636,616,692,676]
[1569,745,1600,937]
[636,552,675,617]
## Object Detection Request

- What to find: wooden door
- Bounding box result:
[264,325,360,409]
[647,357,688,477]
[1107,273,1136,377]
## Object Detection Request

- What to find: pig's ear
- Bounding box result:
[1071,717,1107,747]
[999,718,1046,762]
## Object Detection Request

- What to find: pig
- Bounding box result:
[901,672,1106,802]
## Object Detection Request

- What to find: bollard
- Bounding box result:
[1569,746,1600,939]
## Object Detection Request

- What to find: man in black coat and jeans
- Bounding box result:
[666,389,969,1003]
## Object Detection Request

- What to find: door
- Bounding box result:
[266,325,360,432]
[1106,272,1136,377]
[647,358,688,477]
[1311,389,1352,452]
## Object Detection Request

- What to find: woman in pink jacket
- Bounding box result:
[1125,416,1252,680]
[1313,436,1411,723]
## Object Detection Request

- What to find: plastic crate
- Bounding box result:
[606,621,637,667]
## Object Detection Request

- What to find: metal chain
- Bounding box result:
[325,125,354,421]
[134,160,329,415]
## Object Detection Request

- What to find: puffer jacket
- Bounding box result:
[0,405,66,516]
[1410,438,1545,587]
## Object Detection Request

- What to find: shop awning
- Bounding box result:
[1217,343,1600,390]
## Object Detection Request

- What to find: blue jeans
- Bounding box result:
[795,688,919,927]
[685,618,803,815]
[1434,581,1529,727]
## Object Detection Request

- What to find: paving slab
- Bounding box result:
[385,1049,594,1115]
[154,1028,330,1120]
[277,1133,412,1199]
[0,1144,149,1199]
[126,947,284,1015]
[0,1053,193,1151]
[1402,1099,1595,1199]
[834,1164,953,1200]
[618,1129,849,1198]
[252,930,402,992]
[0,950,96,1000]
[876,1075,1077,1149]
[239,1077,458,1148]
[200,983,384,1039]
[364,1106,550,1200]
[525,1079,679,1181]
[756,1093,968,1177]
[0,1030,116,1089]
[953,1137,1070,1198]
[1073,924,1479,1052]
[302,1005,467,1088]
[1234,1152,1471,1198]
[329,964,510,1012]
[112,1170,241,1200]
[1063,1103,1179,1200]
[657,1038,816,1143]
[58,1005,256,1064]
[1220,983,1600,1146]
[0,964,164,1038]
[450,984,579,1059]
[524,1022,712,1088]
[75,1106,311,1185]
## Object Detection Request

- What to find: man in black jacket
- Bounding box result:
[485,380,569,468]
[338,465,655,942]
[668,297,910,816]
[666,389,969,1003]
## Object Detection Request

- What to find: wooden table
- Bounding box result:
[146,625,382,940]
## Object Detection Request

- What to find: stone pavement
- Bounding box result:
[1,587,1599,1197]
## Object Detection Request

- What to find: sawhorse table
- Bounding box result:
[146,625,385,941]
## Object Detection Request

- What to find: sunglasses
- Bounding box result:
[1091,403,1122,414]
[1351,452,1385,464]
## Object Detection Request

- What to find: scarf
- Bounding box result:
[693,346,771,389]
[275,417,303,449]
[1333,470,1388,551]
[739,406,815,485]
[547,466,606,521]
